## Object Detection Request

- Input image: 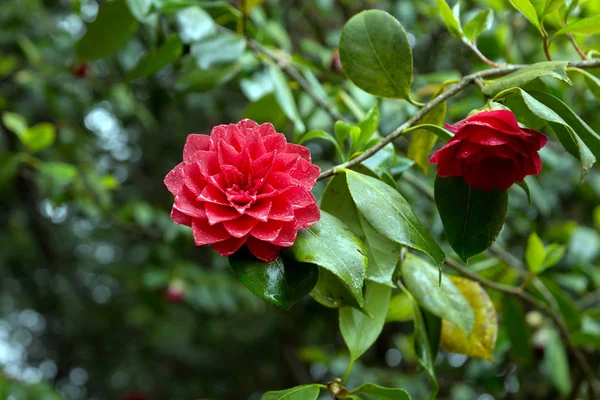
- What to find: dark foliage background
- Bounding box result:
[0,0,599,399]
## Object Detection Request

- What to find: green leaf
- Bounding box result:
[268,63,305,133]
[435,176,508,262]
[407,100,447,172]
[437,0,463,38]
[463,9,494,41]
[261,384,321,400]
[298,130,344,163]
[504,88,595,180]
[403,124,453,142]
[175,6,216,43]
[571,332,600,350]
[569,67,600,102]
[402,254,475,336]
[554,15,600,37]
[229,250,318,310]
[540,278,581,331]
[340,281,391,362]
[22,123,56,153]
[127,35,183,81]
[75,0,139,61]
[125,0,152,21]
[321,173,400,287]
[0,153,24,187]
[339,10,413,99]
[38,162,78,185]
[288,211,367,307]
[482,61,571,97]
[400,284,438,398]
[526,232,546,274]
[508,0,541,30]
[528,90,600,160]
[386,293,413,322]
[2,112,28,136]
[542,244,565,270]
[334,121,360,158]
[356,104,380,149]
[346,170,445,267]
[544,327,572,396]
[191,33,246,69]
[175,64,239,93]
[350,383,411,400]
[541,0,565,18]
[440,276,498,361]
[503,297,534,364]
[310,268,361,309]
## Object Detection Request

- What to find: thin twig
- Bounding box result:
[446,259,599,398]
[567,33,588,60]
[317,58,600,180]
[462,38,501,68]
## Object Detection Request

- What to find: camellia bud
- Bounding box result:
[330,50,344,75]
[71,62,89,78]
[163,279,185,303]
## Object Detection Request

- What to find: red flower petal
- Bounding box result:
[183,134,210,161]
[164,164,184,195]
[192,219,229,245]
[294,203,320,229]
[170,207,192,226]
[286,143,312,161]
[198,184,229,205]
[245,199,272,222]
[251,220,284,241]
[223,215,259,238]
[269,197,295,221]
[174,187,206,219]
[246,236,280,262]
[205,203,240,224]
[212,236,247,256]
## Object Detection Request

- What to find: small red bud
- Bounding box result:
[71,62,89,78]
[163,280,185,303]
[330,50,344,75]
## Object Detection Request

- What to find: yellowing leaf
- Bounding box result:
[440,276,498,361]
[407,97,446,172]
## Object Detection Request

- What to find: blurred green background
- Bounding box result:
[1,0,599,399]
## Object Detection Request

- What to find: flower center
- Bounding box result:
[226,176,263,213]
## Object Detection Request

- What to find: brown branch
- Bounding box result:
[462,38,501,68]
[567,33,587,60]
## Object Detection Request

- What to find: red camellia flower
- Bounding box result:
[429,109,547,190]
[164,120,320,262]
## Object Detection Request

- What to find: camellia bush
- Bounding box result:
[1,0,600,399]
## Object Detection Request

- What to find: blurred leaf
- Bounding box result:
[403,123,453,142]
[127,35,182,80]
[526,232,545,274]
[357,104,380,149]
[571,332,600,350]
[435,176,508,262]
[340,281,391,363]
[508,0,541,30]
[541,244,565,270]
[463,9,494,41]
[126,0,152,21]
[175,64,239,92]
[191,33,246,69]
[503,297,534,364]
[261,384,321,400]
[483,61,571,97]
[142,269,170,289]
[350,383,411,399]
[540,278,581,331]
[299,130,344,163]
[75,0,138,61]
[240,69,274,101]
[407,99,447,172]
[2,111,27,135]
[386,292,414,322]
[21,123,56,152]
[568,67,600,102]
[339,10,413,99]
[436,0,463,38]
[0,153,24,187]
[242,0,265,14]
[594,206,600,230]
[38,162,78,185]
[541,0,565,17]
[268,63,305,133]
[230,250,318,310]
[176,6,216,43]
[346,170,445,267]
[516,180,532,206]
[402,254,475,335]
[321,172,399,287]
[335,120,359,157]
[544,327,572,396]
[440,276,498,361]
[288,211,367,307]
[554,15,600,36]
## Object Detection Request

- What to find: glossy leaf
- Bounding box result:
[403,123,453,142]
[402,254,475,335]
[503,297,534,364]
[191,33,246,69]
[339,10,413,99]
[350,383,411,400]
[127,35,183,81]
[463,9,494,41]
[357,104,380,149]
[261,384,321,400]
[541,0,564,17]
[310,268,361,309]
[407,99,447,171]
[437,0,463,38]
[346,170,445,267]
[75,0,138,61]
[288,211,367,307]
[440,276,498,361]
[339,281,391,362]
[435,176,508,262]
[526,232,545,274]
[482,61,571,97]
[544,327,572,396]
[298,130,344,163]
[528,90,600,160]
[321,173,400,287]
[554,15,600,36]
[229,250,318,310]
[508,0,541,30]
[386,293,413,322]
[269,63,305,133]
